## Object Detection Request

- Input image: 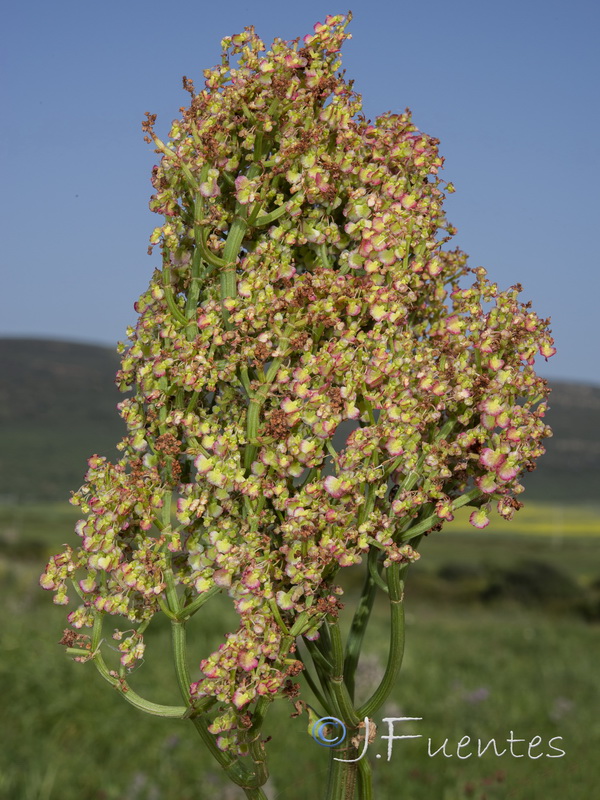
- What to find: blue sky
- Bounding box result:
[2,0,598,384]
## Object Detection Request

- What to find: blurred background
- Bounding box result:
[1,1,599,798]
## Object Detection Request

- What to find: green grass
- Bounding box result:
[1,506,599,799]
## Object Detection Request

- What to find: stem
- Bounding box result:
[356,754,373,800]
[254,202,288,226]
[343,549,379,701]
[357,562,407,719]
[321,616,366,800]
[243,325,294,470]
[296,653,331,714]
[162,264,189,326]
[326,743,358,800]
[397,487,482,543]
[168,581,269,794]
[220,214,248,323]
[188,715,268,795]
[179,584,221,620]
[327,618,360,727]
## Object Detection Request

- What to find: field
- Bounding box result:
[1,503,599,800]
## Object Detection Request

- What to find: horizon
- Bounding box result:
[2,334,598,389]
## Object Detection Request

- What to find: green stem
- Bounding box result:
[198,226,226,268]
[326,744,358,800]
[220,214,248,316]
[243,325,294,470]
[93,663,187,717]
[179,584,221,619]
[188,715,268,795]
[253,203,288,226]
[297,653,332,715]
[357,562,407,719]
[397,487,482,543]
[356,757,373,800]
[303,639,338,713]
[343,549,379,701]
[162,264,189,326]
[167,577,268,794]
[327,618,361,727]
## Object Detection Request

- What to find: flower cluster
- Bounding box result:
[41,12,554,754]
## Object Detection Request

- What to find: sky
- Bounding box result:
[2,0,599,385]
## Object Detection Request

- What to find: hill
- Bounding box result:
[1,338,598,504]
[0,339,126,502]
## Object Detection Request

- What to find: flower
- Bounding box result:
[41,10,554,759]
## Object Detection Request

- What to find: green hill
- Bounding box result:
[1,338,598,504]
[0,339,126,502]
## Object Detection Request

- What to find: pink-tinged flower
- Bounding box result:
[506,427,522,443]
[79,576,97,593]
[213,569,232,588]
[199,169,220,198]
[495,411,510,429]
[364,369,384,387]
[206,469,227,488]
[370,304,386,321]
[281,397,300,413]
[39,573,56,590]
[476,473,498,494]
[479,448,506,470]
[385,437,405,457]
[242,569,261,590]
[194,455,212,474]
[539,343,557,359]
[446,315,462,335]
[345,402,360,419]
[347,252,364,270]
[232,686,254,709]
[276,590,294,610]
[481,413,497,430]
[256,677,280,695]
[234,175,257,205]
[315,172,331,193]
[284,52,308,68]
[237,280,252,297]
[435,499,454,521]
[324,475,347,498]
[497,461,519,482]
[469,508,490,529]
[479,397,504,417]
[377,249,396,266]
[427,258,443,277]
[258,59,274,74]
[237,652,259,672]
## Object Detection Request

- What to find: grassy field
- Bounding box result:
[446,502,600,537]
[1,504,599,799]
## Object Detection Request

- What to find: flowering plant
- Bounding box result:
[41,12,555,799]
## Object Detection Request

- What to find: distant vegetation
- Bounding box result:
[1,338,599,505]
[0,339,126,502]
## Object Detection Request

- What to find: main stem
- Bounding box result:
[317,561,408,800]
